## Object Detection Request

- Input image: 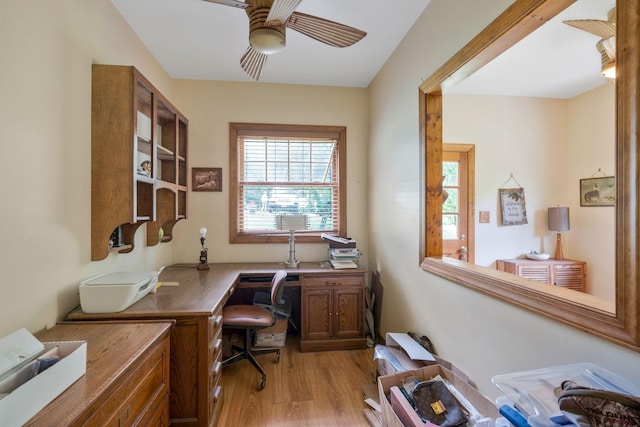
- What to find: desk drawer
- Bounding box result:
[304,274,363,288]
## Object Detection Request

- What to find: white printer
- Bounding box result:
[79,267,164,313]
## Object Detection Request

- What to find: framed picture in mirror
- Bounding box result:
[580,176,615,207]
[499,187,528,225]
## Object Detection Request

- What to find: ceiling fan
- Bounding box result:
[202,0,367,80]
[564,7,616,78]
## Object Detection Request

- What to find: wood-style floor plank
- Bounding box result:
[218,335,377,426]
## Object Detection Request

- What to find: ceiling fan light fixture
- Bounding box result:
[602,61,616,79]
[249,27,285,55]
[597,37,616,79]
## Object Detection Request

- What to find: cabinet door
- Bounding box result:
[553,264,585,291]
[302,288,333,341]
[517,263,551,283]
[334,286,364,339]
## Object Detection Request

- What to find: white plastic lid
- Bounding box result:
[0,328,44,381]
[81,271,155,287]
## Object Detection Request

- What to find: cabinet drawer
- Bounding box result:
[83,338,169,426]
[304,274,363,288]
[209,385,224,423]
[209,361,222,392]
[208,311,223,342]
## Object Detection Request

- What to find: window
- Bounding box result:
[230,123,347,243]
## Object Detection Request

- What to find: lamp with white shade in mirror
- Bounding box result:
[548,207,570,261]
[198,227,209,270]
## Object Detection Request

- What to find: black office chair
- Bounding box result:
[222,270,287,390]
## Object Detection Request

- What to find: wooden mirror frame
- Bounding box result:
[419,0,640,351]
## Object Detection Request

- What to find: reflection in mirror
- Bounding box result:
[443,0,615,303]
[418,0,640,351]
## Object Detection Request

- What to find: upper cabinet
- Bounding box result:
[91,65,188,261]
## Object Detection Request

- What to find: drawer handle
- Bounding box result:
[214,361,222,377]
[214,338,222,353]
[214,385,222,402]
[214,315,223,328]
[119,406,131,426]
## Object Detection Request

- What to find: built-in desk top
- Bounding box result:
[67,262,366,320]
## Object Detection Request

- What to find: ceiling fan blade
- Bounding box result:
[563,19,616,39]
[265,0,302,26]
[286,12,366,48]
[240,46,267,80]
[201,0,249,9]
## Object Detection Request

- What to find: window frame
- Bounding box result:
[229,122,347,244]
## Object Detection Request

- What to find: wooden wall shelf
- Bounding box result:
[91,65,188,260]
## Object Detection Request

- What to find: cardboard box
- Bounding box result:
[377,364,500,427]
[375,333,470,382]
[255,318,288,347]
[0,340,87,427]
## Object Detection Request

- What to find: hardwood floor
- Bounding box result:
[217,334,377,426]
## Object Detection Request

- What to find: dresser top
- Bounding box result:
[25,322,172,426]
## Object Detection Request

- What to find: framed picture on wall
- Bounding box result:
[580,176,615,207]
[192,167,222,192]
[499,187,528,226]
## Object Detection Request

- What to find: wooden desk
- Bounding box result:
[26,322,172,426]
[66,262,366,427]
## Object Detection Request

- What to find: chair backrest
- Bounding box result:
[270,270,288,306]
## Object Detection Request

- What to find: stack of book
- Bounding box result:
[321,234,361,269]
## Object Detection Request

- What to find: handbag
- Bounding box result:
[411,379,468,427]
[558,380,640,427]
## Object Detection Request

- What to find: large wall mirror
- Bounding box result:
[419,0,640,351]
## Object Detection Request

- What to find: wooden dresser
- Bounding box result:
[496,258,586,292]
[66,263,365,427]
[25,321,172,426]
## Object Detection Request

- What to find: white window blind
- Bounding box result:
[237,136,340,236]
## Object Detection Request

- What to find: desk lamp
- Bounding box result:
[548,207,570,260]
[197,227,209,270]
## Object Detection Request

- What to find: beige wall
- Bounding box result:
[368,0,640,399]
[0,0,176,337]
[169,80,369,266]
[567,84,615,300]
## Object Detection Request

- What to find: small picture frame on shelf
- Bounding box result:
[192,167,222,192]
[580,176,615,207]
[136,152,152,177]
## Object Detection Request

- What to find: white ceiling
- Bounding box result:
[111,0,615,96]
[110,0,432,87]
[449,0,616,99]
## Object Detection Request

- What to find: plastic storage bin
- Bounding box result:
[492,362,640,427]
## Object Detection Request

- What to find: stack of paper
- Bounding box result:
[329,259,359,269]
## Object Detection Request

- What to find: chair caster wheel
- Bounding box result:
[258,376,266,390]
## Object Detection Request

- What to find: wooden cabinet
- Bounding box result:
[300,273,365,352]
[91,65,188,261]
[25,322,172,427]
[496,258,586,292]
[67,266,229,427]
[68,308,224,427]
